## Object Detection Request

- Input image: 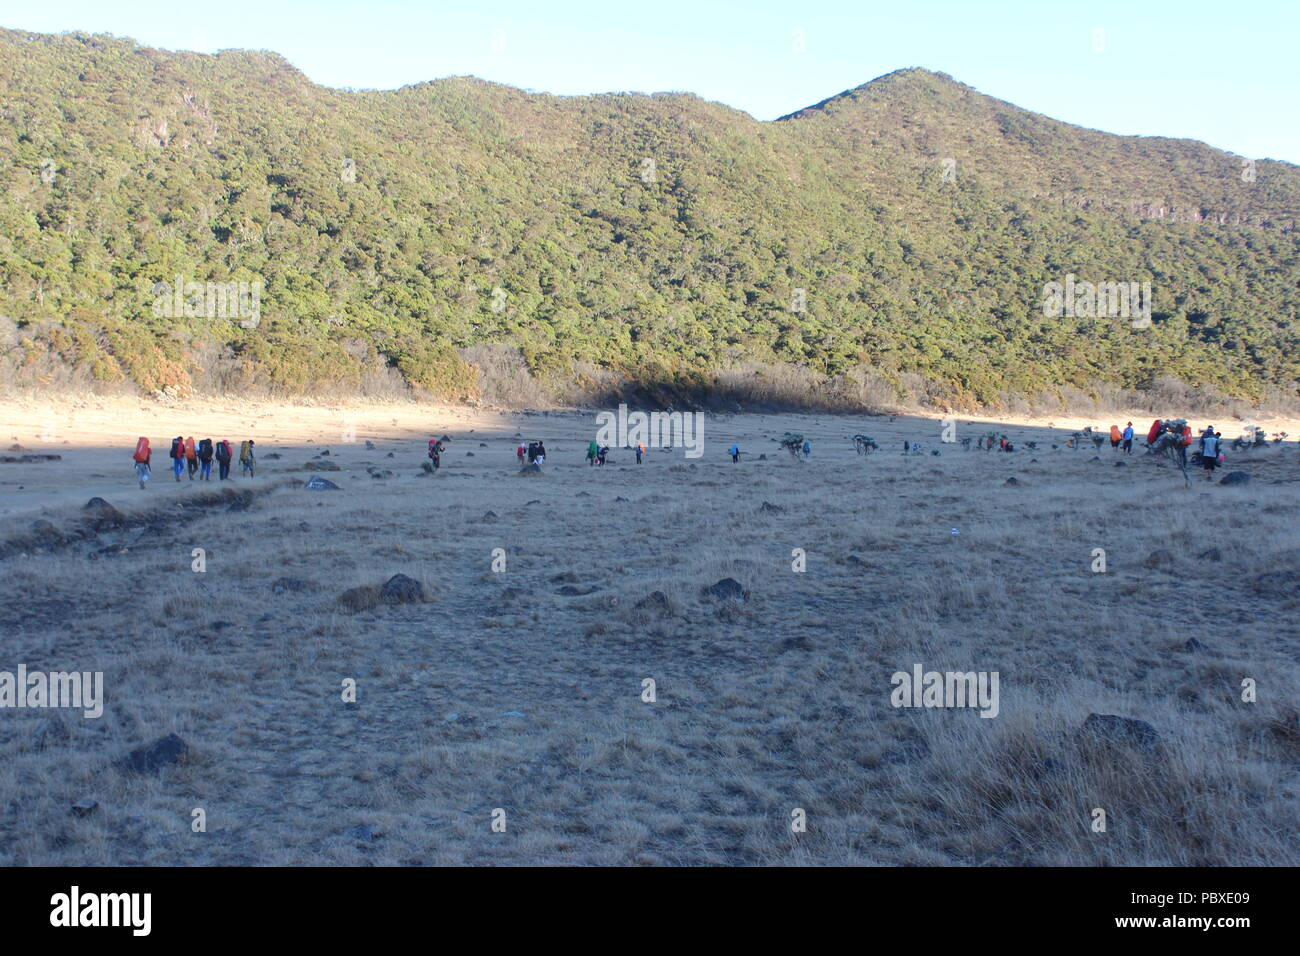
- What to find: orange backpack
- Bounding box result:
[133,437,150,463]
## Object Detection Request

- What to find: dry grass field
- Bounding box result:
[0,396,1297,866]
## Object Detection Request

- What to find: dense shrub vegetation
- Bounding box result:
[1,29,1297,408]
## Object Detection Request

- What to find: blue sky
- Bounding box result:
[2,0,1297,163]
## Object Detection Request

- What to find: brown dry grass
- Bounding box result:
[0,399,1296,865]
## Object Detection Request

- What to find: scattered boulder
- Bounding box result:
[1219,472,1251,486]
[262,452,282,460]
[1183,637,1209,653]
[635,591,671,610]
[481,510,498,521]
[123,733,189,774]
[30,519,61,542]
[1004,477,1020,486]
[303,476,340,490]
[758,454,767,461]
[365,441,376,450]
[81,497,123,531]
[556,584,596,596]
[1142,549,1175,569]
[551,571,580,583]
[759,501,784,513]
[703,578,748,603]
[1114,461,1125,467]
[1197,548,1222,562]
[302,460,341,472]
[380,574,424,604]
[517,464,543,476]
[344,824,375,844]
[71,798,99,818]
[1078,714,1160,752]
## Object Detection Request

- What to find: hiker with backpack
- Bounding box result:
[730,443,739,463]
[185,436,197,479]
[587,440,599,466]
[534,441,546,466]
[802,440,811,460]
[1202,430,1221,480]
[597,445,609,466]
[1122,423,1134,454]
[1109,425,1122,450]
[169,436,185,481]
[240,440,256,477]
[215,439,233,480]
[197,438,214,481]
[634,442,644,464]
[132,437,151,489]
[428,438,443,470]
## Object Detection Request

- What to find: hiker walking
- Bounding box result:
[802,440,811,460]
[534,441,546,466]
[1201,430,1220,480]
[169,435,185,482]
[185,436,198,479]
[197,438,214,481]
[1109,425,1122,450]
[239,440,256,477]
[634,442,644,464]
[597,445,609,466]
[587,440,599,466]
[132,437,151,489]
[428,438,443,470]
[729,443,739,463]
[1122,422,1134,454]
[215,439,233,481]
[516,442,525,465]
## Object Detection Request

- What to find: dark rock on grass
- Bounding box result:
[703,578,748,602]
[262,452,282,460]
[272,577,312,594]
[380,574,425,604]
[1114,461,1126,467]
[1078,714,1161,752]
[614,495,629,502]
[303,476,340,490]
[81,497,124,530]
[556,584,597,596]
[480,510,498,521]
[517,464,543,476]
[123,733,189,774]
[524,499,541,506]
[758,453,767,460]
[365,441,376,450]
[635,590,671,610]
[1183,637,1209,653]
[466,452,474,457]
[71,797,99,818]
[344,824,375,844]
[302,460,341,472]
[479,442,488,448]
[551,571,581,583]
[0,453,62,463]
[1142,549,1175,569]
[1197,547,1222,561]
[1220,471,1251,486]
[1004,477,1020,486]
[759,501,784,513]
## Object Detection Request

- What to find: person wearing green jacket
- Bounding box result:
[586,440,599,466]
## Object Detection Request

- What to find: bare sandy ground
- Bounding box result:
[0,395,1297,865]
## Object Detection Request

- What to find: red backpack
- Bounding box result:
[133,437,150,463]
[1146,420,1162,444]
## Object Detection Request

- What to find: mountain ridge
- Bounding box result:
[0,27,1296,407]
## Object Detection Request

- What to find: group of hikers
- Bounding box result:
[1146,419,1227,479]
[517,440,547,466]
[1108,423,1137,453]
[130,436,254,488]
